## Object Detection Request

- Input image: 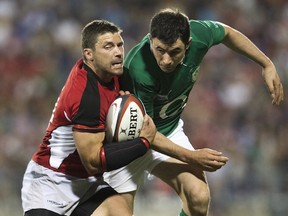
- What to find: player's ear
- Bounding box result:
[148,33,155,50]
[148,33,152,40]
[186,38,192,50]
[148,33,153,43]
[83,48,94,61]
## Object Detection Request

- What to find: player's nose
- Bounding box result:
[162,53,172,65]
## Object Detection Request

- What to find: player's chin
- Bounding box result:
[110,70,123,77]
[160,66,175,73]
[110,67,123,76]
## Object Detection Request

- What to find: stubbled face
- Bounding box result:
[149,36,187,73]
[84,32,124,82]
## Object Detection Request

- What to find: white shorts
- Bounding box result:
[21,160,111,215]
[103,119,194,193]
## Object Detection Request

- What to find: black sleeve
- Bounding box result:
[100,137,150,171]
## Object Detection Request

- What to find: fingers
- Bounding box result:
[204,148,229,161]
[207,152,229,172]
[219,155,229,163]
[193,148,229,172]
[213,159,227,166]
[262,66,284,105]
[205,159,228,172]
[119,90,130,95]
[140,114,149,129]
[272,82,284,105]
[202,148,222,155]
[212,152,229,164]
[139,114,156,144]
[210,157,228,167]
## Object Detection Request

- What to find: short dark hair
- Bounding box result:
[150,8,190,45]
[81,20,122,50]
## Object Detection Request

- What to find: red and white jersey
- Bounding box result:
[32,59,120,178]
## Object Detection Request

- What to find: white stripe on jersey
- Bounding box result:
[49,125,76,169]
[64,110,72,122]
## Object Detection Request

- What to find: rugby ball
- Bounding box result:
[106,94,146,142]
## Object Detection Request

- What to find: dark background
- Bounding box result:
[0,0,287,215]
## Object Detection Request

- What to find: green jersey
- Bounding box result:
[121,20,225,136]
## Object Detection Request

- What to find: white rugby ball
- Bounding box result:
[106,94,146,142]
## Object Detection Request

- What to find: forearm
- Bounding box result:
[222,24,273,68]
[221,24,284,105]
[74,130,150,175]
[151,131,194,163]
[101,137,150,171]
[151,132,230,171]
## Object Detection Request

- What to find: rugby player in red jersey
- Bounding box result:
[21,19,156,216]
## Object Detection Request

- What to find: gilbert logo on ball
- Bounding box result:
[106,94,146,142]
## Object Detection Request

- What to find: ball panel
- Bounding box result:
[115,101,145,142]
[106,94,145,143]
[106,97,122,143]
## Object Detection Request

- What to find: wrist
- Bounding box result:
[100,146,107,171]
[139,137,150,149]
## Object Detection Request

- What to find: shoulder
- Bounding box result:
[189,19,224,30]
[125,35,150,69]
[122,36,157,92]
[62,60,104,114]
[189,19,225,46]
[63,60,87,96]
[124,35,156,80]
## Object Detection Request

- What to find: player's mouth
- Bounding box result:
[112,61,123,69]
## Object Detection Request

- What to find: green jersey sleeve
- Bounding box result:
[189,20,225,47]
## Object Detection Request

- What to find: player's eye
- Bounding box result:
[117,42,124,48]
[157,48,165,55]
[104,44,114,49]
[169,50,181,57]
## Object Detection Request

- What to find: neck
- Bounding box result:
[83,60,113,83]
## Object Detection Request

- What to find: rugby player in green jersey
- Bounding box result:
[104,8,284,216]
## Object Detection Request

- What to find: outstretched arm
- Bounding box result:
[221,24,284,105]
[151,131,229,172]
